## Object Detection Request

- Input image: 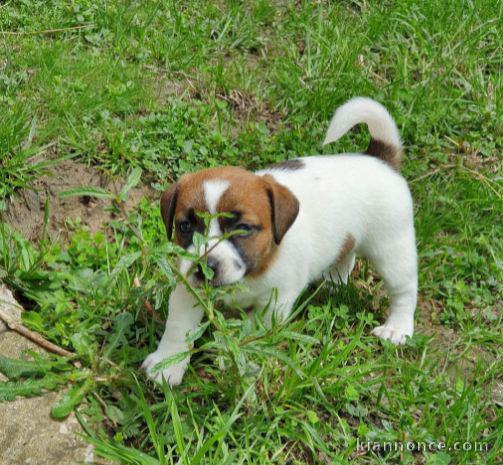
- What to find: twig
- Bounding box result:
[459,165,502,199]
[92,391,109,415]
[410,164,455,183]
[133,276,162,323]
[0,308,75,358]
[0,24,93,35]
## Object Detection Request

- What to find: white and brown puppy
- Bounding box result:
[142,97,417,385]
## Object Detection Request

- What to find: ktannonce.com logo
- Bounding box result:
[357,438,490,453]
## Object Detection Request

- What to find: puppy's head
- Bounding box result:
[160,167,299,286]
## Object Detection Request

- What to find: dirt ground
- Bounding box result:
[0,158,147,465]
[3,159,151,243]
[0,284,111,465]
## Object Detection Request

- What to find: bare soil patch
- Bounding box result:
[218,88,283,133]
[3,159,151,243]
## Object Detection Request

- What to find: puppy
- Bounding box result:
[142,97,417,385]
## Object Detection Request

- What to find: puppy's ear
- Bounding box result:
[160,183,178,240]
[262,174,299,244]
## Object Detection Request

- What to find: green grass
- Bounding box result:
[0,1,502,464]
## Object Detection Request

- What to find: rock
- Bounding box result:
[0,284,110,465]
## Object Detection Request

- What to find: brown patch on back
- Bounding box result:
[366,138,402,170]
[336,234,356,265]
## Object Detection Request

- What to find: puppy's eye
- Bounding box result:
[234,223,252,235]
[178,221,192,233]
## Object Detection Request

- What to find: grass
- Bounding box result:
[0,0,502,464]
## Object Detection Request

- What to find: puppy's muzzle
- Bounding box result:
[194,256,219,283]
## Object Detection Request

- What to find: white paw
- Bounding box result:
[141,349,189,386]
[372,323,413,345]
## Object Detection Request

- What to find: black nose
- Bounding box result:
[195,257,219,281]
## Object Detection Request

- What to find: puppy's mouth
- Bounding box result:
[190,263,246,288]
[194,277,224,288]
[179,247,247,288]
[190,275,240,288]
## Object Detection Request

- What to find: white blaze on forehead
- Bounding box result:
[203,180,230,214]
[203,180,230,238]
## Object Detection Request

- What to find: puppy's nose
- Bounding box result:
[207,257,219,275]
[195,257,219,281]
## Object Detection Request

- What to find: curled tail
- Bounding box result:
[323,97,403,170]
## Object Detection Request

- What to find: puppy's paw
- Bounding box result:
[372,323,413,345]
[142,350,189,386]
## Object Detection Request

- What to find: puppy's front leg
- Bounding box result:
[142,284,203,386]
[260,288,302,328]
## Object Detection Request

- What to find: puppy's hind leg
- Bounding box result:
[366,230,418,344]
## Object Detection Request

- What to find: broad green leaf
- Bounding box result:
[51,378,94,419]
[151,351,190,374]
[307,410,319,424]
[120,167,142,199]
[0,380,44,401]
[0,376,62,401]
[0,354,48,379]
[192,232,206,254]
[106,405,125,424]
[425,452,452,465]
[109,251,141,280]
[345,384,359,401]
[185,321,210,343]
[282,331,320,345]
[70,333,95,357]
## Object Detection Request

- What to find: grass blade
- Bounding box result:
[58,186,113,199]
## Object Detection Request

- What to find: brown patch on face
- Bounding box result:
[336,234,356,265]
[268,158,305,171]
[159,166,299,279]
[221,173,299,277]
[217,171,279,277]
[160,168,232,243]
[366,138,402,170]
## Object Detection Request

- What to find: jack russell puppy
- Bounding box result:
[142,97,417,385]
